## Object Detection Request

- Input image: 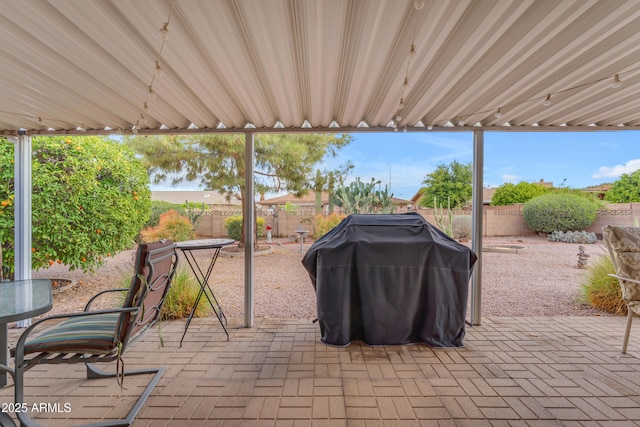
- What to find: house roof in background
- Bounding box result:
[259,191,328,206]
[410,187,497,205]
[582,183,613,193]
[152,190,241,206]
[259,191,411,206]
[1,1,640,136]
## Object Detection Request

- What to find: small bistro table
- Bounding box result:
[176,239,235,345]
[0,279,52,387]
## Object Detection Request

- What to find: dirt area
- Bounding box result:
[32,235,610,319]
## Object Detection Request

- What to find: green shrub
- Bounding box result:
[604,169,640,202]
[581,254,625,315]
[522,193,598,233]
[314,213,346,237]
[0,136,150,272]
[490,182,548,206]
[224,215,265,241]
[224,215,242,241]
[140,210,195,242]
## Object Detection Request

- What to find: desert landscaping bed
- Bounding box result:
[33,235,609,319]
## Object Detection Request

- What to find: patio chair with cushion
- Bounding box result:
[0,239,178,427]
[602,225,640,354]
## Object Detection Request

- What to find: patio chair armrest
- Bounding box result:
[84,288,129,311]
[608,274,640,285]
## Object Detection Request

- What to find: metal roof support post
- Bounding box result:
[470,130,484,325]
[243,132,255,328]
[9,133,33,328]
[10,133,32,280]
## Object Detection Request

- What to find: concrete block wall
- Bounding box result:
[195,203,640,239]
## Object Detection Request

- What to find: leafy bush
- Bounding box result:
[0,136,150,272]
[314,213,346,237]
[581,254,625,314]
[490,182,548,206]
[224,215,264,241]
[140,210,195,242]
[224,216,242,240]
[147,201,186,228]
[522,193,598,233]
[547,230,597,244]
[604,169,640,203]
[418,160,472,209]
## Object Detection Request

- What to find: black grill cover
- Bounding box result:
[302,212,477,347]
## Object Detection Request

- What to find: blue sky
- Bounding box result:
[150,130,640,201]
[318,130,640,201]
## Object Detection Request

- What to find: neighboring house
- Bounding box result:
[535,179,554,188]
[152,190,242,208]
[410,187,502,206]
[482,187,497,205]
[259,191,412,213]
[258,191,329,213]
[389,197,412,212]
[581,183,611,200]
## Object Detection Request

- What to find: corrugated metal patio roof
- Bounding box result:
[1,0,639,135]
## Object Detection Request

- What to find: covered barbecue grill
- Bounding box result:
[302,212,477,347]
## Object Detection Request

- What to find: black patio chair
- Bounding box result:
[0,239,178,427]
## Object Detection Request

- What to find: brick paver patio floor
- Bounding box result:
[1,316,640,426]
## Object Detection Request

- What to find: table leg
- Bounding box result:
[179,249,229,346]
[0,323,8,387]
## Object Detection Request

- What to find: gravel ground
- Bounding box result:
[33,235,610,319]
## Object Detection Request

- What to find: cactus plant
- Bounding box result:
[332,178,395,214]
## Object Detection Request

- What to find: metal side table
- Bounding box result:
[176,239,234,345]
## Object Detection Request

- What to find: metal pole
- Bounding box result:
[243,132,255,328]
[11,133,32,279]
[470,130,484,325]
[11,133,33,328]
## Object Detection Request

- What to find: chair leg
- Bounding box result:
[13,363,165,427]
[0,363,17,426]
[622,309,634,354]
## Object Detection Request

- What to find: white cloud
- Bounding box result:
[592,159,640,179]
[501,174,521,183]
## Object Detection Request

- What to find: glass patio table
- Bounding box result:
[176,239,234,345]
[0,279,52,387]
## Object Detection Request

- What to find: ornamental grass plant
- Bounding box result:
[119,265,211,320]
[160,266,212,320]
[581,253,626,315]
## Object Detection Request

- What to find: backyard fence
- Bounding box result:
[194,203,640,240]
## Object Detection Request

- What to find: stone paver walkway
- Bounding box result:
[1,316,640,426]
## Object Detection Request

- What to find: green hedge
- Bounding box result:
[223,215,265,241]
[490,182,548,206]
[522,193,598,233]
